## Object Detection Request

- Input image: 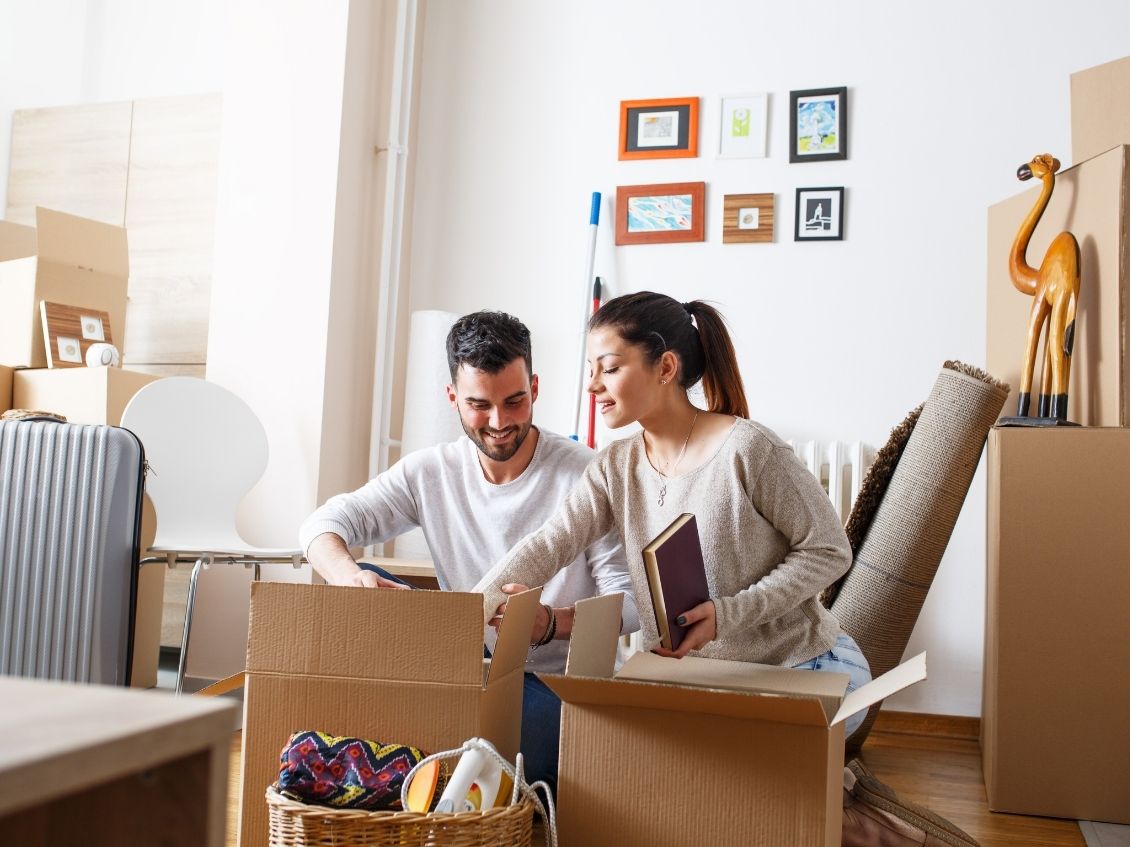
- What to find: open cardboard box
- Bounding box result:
[0,364,11,413]
[1071,54,1130,165]
[237,581,538,847]
[0,207,129,369]
[543,594,926,847]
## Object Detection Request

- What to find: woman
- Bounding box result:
[472,291,871,734]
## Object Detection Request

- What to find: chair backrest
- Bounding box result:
[121,377,268,551]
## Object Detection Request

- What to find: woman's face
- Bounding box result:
[585,326,664,429]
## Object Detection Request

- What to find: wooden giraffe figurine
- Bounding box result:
[1009,154,1081,420]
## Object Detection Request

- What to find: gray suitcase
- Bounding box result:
[0,419,144,685]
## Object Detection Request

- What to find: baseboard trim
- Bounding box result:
[872,710,980,741]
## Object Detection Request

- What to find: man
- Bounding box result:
[299,310,638,793]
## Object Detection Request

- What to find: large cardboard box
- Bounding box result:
[238,582,537,847]
[544,596,926,847]
[0,364,12,413]
[0,207,129,369]
[986,146,1130,425]
[1071,54,1130,165]
[13,366,164,688]
[983,427,1130,823]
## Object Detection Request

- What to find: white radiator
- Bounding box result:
[787,439,875,523]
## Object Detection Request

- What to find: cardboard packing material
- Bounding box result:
[0,364,12,414]
[544,595,927,847]
[238,581,538,847]
[986,145,1130,426]
[0,207,129,369]
[1071,54,1130,165]
[983,427,1130,824]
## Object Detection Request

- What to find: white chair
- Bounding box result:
[121,377,302,693]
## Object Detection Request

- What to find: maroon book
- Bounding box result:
[641,513,711,650]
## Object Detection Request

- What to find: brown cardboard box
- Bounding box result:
[1071,55,1130,165]
[0,364,12,413]
[13,365,164,688]
[544,596,926,847]
[983,427,1130,823]
[238,582,537,847]
[0,208,129,369]
[986,146,1130,425]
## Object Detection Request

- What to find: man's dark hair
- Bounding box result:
[445,310,532,381]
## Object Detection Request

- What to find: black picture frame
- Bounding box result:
[789,87,848,163]
[794,187,844,241]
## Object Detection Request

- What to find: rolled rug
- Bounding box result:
[832,361,1008,753]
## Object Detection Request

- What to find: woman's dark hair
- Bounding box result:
[588,291,749,418]
[446,310,532,380]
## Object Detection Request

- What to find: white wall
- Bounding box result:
[408,0,1130,715]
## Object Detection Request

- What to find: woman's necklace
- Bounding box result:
[652,411,699,507]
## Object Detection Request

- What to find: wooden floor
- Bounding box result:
[225,714,1086,846]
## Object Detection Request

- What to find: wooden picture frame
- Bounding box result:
[794,187,845,241]
[723,193,774,243]
[789,87,848,163]
[718,94,769,159]
[618,97,699,160]
[40,301,114,368]
[616,182,706,245]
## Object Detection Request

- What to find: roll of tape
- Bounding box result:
[85,342,121,368]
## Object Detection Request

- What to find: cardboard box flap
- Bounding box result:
[541,673,831,726]
[564,593,623,679]
[0,219,37,262]
[484,585,541,685]
[832,652,927,726]
[34,207,129,279]
[616,652,847,721]
[247,582,484,685]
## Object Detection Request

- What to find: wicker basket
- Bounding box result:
[266,786,536,847]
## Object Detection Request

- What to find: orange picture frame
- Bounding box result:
[615,182,706,245]
[618,97,699,160]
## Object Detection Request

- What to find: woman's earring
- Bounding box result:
[660,379,667,385]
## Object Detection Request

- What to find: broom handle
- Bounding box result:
[571,192,601,440]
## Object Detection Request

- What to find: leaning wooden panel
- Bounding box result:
[123,93,222,366]
[6,101,132,226]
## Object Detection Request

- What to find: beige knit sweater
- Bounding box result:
[473,417,852,666]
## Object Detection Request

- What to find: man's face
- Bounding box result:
[447,358,538,462]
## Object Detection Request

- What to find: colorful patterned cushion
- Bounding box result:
[275,730,443,811]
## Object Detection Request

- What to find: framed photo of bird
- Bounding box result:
[789,87,848,163]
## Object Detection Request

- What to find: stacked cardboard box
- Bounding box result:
[982,55,1130,823]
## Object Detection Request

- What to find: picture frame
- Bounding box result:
[722,193,774,243]
[40,301,114,367]
[616,182,706,245]
[789,87,847,163]
[618,97,699,160]
[794,187,844,241]
[717,94,768,159]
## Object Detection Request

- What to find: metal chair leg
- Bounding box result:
[175,557,205,695]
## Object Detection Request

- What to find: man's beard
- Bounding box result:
[461,417,531,462]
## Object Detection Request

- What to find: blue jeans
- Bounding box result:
[359,564,561,792]
[792,631,872,738]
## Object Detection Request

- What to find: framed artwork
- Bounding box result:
[789,87,847,163]
[718,94,768,159]
[40,301,114,367]
[616,182,706,245]
[618,97,699,160]
[723,193,774,243]
[794,187,844,241]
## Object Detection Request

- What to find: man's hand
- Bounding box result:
[348,569,411,590]
[651,599,716,659]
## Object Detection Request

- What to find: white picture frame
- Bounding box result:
[718,93,768,159]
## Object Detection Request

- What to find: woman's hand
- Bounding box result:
[488,584,552,645]
[652,600,716,659]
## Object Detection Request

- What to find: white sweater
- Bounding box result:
[299,428,638,673]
